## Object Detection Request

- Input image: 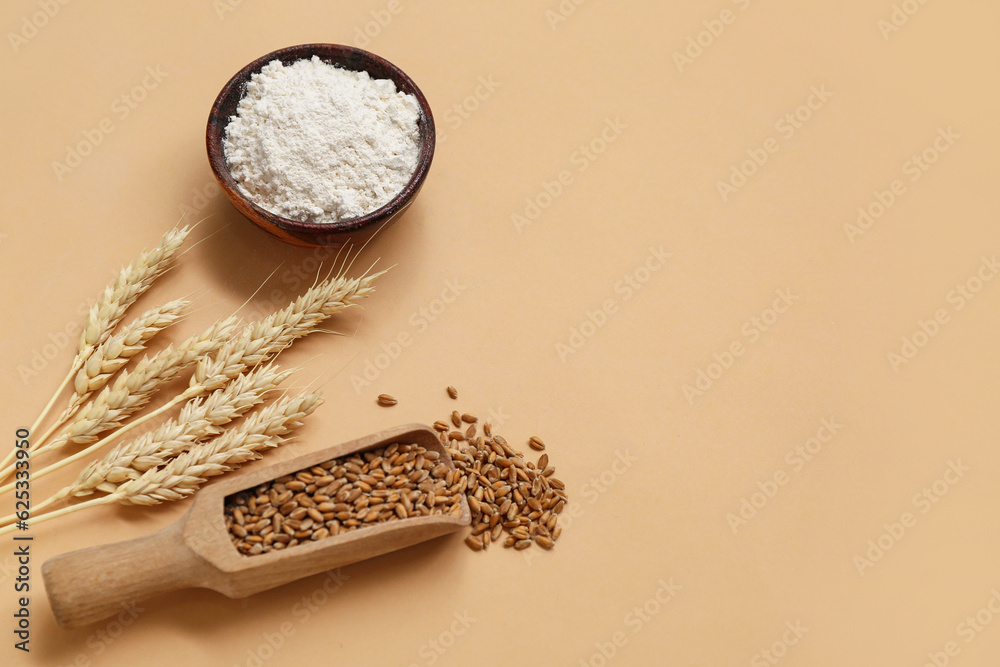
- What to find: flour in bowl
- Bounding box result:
[223,56,420,224]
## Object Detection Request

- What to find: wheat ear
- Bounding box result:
[0,391,322,535]
[1,266,381,493]
[118,390,323,505]
[0,317,240,493]
[0,364,295,526]
[187,269,383,394]
[5,227,189,474]
[72,363,295,496]
[46,298,188,434]
[36,316,239,454]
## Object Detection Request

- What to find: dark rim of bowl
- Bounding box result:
[206,43,435,236]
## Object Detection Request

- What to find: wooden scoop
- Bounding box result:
[42,424,470,629]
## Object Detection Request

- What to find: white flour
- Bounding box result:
[223,56,420,224]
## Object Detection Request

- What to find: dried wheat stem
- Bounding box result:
[0,266,380,493]
[80,226,190,352]
[187,270,383,396]
[0,492,64,527]
[0,495,114,537]
[0,393,189,496]
[1,228,191,478]
[0,318,240,490]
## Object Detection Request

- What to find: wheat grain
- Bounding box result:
[443,411,567,553]
[225,440,462,554]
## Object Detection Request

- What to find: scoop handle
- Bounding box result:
[42,520,207,629]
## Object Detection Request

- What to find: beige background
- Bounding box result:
[2,0,999,665]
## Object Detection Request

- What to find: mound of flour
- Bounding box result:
[223,56,420,224]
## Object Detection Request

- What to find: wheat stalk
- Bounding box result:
[80,226,190,352]
[1,227,190,476]
[0,265,382,494]
[118,390,323,505]
[0,317,240,492]
[70,363,294,496]
[0,391,322,535]
[50,298,188,430]
[37,316,239,453]
[188,269,384,394]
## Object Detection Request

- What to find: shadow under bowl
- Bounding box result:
[206,43,435,248]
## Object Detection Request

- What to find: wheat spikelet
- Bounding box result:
[38,316,239,453]
[56,298,188,422]
[116,391,323,506]
[191,270,383,394]
[69,363,294,496]
[79,226,189,353]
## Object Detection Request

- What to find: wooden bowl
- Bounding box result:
[206,44,435,248]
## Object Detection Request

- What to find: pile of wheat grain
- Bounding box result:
[225,442,463,555]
